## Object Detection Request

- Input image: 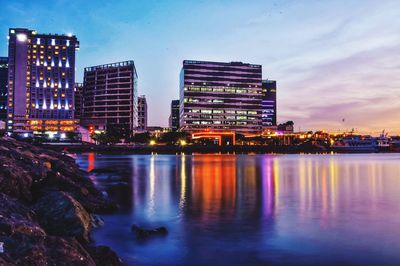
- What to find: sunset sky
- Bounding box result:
[1,0,399,134]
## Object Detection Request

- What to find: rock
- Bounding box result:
[87,245,124,266]
[0,193,45,237]
[0,137,116,212]
[0,193,95,265]
[0,234,96,266]
[91,215,105,228]
[33,191,91,242]
[131,224,168,239]
[0,138,122,265]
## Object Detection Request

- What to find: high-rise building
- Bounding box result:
[82,61,138,133]
[170,99,180,131]
[180,60,262,135]
[261,80,277,127]
[137,95,147,131]
[6,28,79,133]
[0,57,8,121]
[74,83,83,120]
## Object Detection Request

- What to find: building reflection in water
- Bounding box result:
[75,152,400,265]
[189,154,237,222]
[78,153,394,228]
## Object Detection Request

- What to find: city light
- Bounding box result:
[16,33,27,42]
[149,140,156,145]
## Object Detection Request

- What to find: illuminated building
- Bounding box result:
[74,83,83,120]
[180,60,262,136]
[170,99,179,131]
[82,61,138,133]
[6,28,79,133]
[137,95,147,131]
[0,57,7,121]
[261,79,277,127]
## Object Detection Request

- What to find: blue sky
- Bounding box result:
[1,0,399,133]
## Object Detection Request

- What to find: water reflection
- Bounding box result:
[75,153,400,266]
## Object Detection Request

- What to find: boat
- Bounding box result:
[331,135,378,153]
[375,130,391,152]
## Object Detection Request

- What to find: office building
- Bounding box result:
[74,83,83,120]
[6,28,79,133]
[170,99,179,131]
[82,61,138,133]
[137,95,147,131]
[179,60,262,135]
[261,80,277,127]
[0,57,7,121]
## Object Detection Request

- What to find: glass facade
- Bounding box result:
[0,57,7,121]
[170,99,180,131]
[7,28,79,132]
[137,95,147,131]
[82,61,138,132]
[261,80,277,127]
[180,60,262,135]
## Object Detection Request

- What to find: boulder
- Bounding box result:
[0,193,95,266]
[0,137,116,212]
[33,191,91,242]
[0,234,96,266]
[0,193,45,237]
[86,245,124,266]
[131,224,168,239]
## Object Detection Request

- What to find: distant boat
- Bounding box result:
[376,131,391,152]
[331,135,378,153]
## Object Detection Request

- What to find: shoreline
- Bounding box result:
[42,143,397,154]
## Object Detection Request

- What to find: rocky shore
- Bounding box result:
[0,137,123,265]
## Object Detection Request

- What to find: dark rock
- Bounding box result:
[0,138,122,265]
[0,193,95,265]
[0,193,45,237]
[91,215,105,228]
[87,245,124,266]
[0,137,116,212]
[33,191,92,242]
[0,233,96,266]
[131,224,168,239]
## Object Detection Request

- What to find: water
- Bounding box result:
[76,153,400,266]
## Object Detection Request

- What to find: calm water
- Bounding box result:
[76,153,400,266]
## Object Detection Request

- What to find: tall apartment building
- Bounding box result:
[0,57,7,121]
[137,95,147,131]
[179,60,262,135]
[169,99,180,131]
[261,80,277,127]
[82,61,138,133]
[6,28,79,133]
[74,83,83,120]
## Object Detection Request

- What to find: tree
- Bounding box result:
[131,132,151,143]
[159,132,188,145]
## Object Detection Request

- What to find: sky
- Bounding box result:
[1,0,399,134]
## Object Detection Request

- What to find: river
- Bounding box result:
[76,153,400,266]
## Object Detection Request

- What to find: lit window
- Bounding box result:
[51,39,55,45]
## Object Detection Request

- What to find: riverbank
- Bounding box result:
[0,137,123,265]
[42,143,398,154]
[44,143,328,154]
